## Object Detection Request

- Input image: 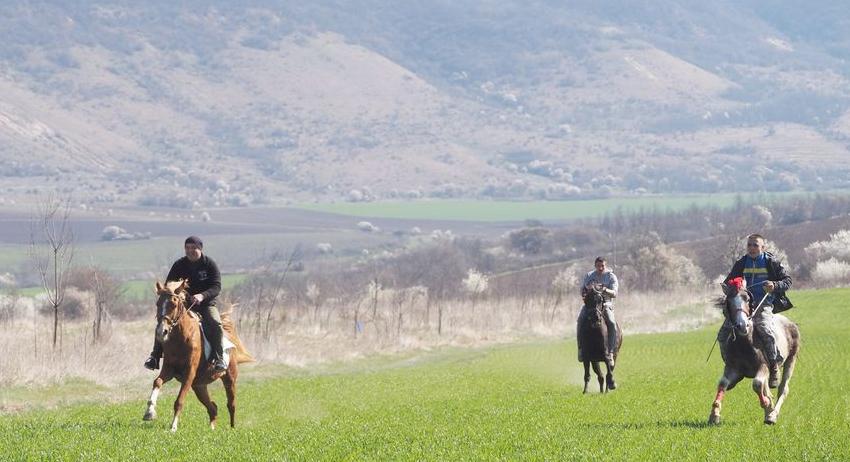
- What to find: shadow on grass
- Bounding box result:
[577,419,735,431]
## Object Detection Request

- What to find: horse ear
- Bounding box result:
[155,281,164,293]
[177,279,188,293]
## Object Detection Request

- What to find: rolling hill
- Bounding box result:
[1,1,849,207]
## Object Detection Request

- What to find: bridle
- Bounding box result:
[158,292,189,329]
[584,285,606,324]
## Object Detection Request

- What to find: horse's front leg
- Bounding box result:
[709,368,741,425]
[583,361,591,394]
[170,367,197,432]
[143,372,173,421]
[591,361,604,393]
[752,368,774,424]
[604,356,617,391]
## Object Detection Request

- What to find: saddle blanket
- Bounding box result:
[198,321,235,367]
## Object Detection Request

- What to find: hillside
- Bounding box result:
[1,1,849,207]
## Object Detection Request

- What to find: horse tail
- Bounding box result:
[219,301,256,364]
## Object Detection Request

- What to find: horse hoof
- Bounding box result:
[708,414,720,425]
[143,412,156,421]
[765,412,778,425]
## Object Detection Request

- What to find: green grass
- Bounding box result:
[296,192,806,222]
[0,288,847,460]
[120,274,248,300]
[6,274,248,300]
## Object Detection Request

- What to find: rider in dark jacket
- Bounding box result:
[144,236,227,372]
[722,233,793,389]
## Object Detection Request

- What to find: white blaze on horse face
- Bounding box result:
[156,321,168,343]
[732,296,750,334]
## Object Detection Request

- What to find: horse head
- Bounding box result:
[154,279,189,343]
[583,283,606,325]
[721,277,752,337]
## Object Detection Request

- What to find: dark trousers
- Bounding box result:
[151,303,224,361]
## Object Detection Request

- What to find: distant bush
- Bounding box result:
[811,258,850,287]
[357,221,380,233]
[507,228,551,255]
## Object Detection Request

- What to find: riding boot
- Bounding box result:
[606,328,617,365]
[206,324,226,371]
[603,305,617,365]
[768,361,780,389]
[196,303,227,371]
[145,339,163,370]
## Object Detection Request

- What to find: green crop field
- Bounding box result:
[1,288,847,460]
[296,192,809,222]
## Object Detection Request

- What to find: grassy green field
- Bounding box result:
[1,288,847,460]
[295,193,810,222]
[120,274,248,300]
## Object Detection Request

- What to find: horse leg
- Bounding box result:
[752,369,774,424]
[591,361,604,393]
[709,368,742,425]
[170,369,197,432]
[222,364,238,428]
[582,361,590,394]
[192,384,218,430]
[767,350,798,424]
[604,356,617,391]
[143,372,172,421]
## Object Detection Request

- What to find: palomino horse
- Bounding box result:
[709,278,800,425]
[578,284,622,393]
[143,280,253,431]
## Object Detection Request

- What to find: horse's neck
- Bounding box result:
[170,312,199,345]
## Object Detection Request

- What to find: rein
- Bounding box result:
[161,294,195,328]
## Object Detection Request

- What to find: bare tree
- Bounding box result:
[234,247,302,339]
[29,196,74,351]
[68,266,123,343]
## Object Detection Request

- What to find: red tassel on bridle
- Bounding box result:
[727,276,745,292]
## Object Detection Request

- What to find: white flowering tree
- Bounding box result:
[462,268,489,313]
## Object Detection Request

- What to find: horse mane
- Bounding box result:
[714,285,751,310]
[218,299,255,364]
[159,279,189,301]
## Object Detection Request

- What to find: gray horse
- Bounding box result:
[578,285,622,393]
[709,281,800,425]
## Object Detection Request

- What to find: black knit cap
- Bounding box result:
[184,236,203,249]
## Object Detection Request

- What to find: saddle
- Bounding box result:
[190,312,236,366]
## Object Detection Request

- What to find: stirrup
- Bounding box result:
[212,358,227,372]
[144,356,160,371]
[768,364,780,389]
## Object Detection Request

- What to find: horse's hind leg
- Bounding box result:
[583,361,591,394]
[591,362,605,393]
[222,365,238,428]
[192,384,218,430]
[709,368,741,425]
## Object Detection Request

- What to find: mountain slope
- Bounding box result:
[1,1,849,206]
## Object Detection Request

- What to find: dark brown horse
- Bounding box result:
[143,280,253,431]
[708,280,800,425]
[578,285,622,393]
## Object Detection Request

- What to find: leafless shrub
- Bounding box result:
[29,195,74,351]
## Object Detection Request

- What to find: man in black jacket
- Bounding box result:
[144,236,227,372]
[723,233,793,388]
